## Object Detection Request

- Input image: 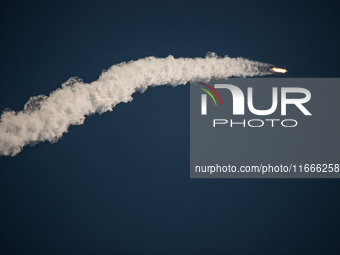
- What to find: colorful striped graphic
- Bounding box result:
[196,82,223,106]
[197,87,217,106]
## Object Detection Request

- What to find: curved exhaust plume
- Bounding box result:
[0,53,273,156]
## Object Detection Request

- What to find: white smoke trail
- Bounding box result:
[0,53,273,156]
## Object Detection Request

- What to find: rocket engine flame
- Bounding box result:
[271,67,287,73]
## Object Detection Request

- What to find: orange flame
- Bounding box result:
[271,67,287,73]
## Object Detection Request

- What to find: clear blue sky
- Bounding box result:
[1,0,340,254]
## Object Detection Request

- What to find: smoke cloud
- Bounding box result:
[0,53,273,156]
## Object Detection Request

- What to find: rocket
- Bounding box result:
[271,67,287,73]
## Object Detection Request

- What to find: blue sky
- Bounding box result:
[1,0,340,254]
